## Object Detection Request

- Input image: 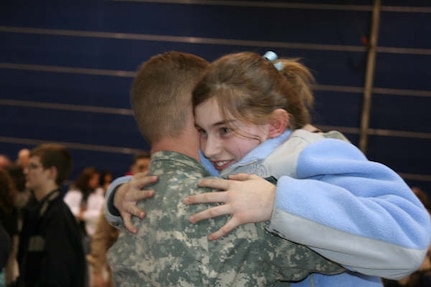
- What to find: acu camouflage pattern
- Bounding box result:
[108,151,343,287]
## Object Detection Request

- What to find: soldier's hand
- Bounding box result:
[114,173,158,233]
[184,173,275,240]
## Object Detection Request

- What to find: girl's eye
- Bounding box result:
[196,127,207,136]
[220,127,231,135]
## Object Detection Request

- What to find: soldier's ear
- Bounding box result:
[268,109,289,138]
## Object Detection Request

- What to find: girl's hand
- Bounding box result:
[113,173,158,233]
[184,173,276,240]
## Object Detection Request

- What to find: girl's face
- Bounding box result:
[89,173,100,190]
[195,97,271,172]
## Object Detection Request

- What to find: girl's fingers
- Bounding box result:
[198,178,229,190]
[188,204,231,223]
[208,217,239,240]
[122,214,137,234]
[227,173,253,181]
[129,189,155,202]
[134,175,158,186]
[184,191,227,205]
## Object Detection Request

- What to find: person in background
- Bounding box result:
[87,169,116,287]
[125,152,150,176]
[4,164,31,286]
[64,167,104,287]
[0,169,19,286]
[88,156,149,287]
[17,143,86,287]
[87,211,119,287]
[0,155,11,169]
[15,149,30,170]
[6,164,31,230]
[64,166,104,259]
[99,171,113,194]
[383,186,431,287]
[0,222,11,286]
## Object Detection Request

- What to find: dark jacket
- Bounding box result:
[17,189,86,287]
[0,222,11,269]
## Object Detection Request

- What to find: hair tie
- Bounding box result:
[263,51,283,71]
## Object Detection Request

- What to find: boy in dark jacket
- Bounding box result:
[17,143,86,287]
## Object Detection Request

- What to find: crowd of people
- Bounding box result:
[0,148,150,287]
[0,49,430,287]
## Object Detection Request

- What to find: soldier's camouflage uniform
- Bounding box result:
[108,151,344,287]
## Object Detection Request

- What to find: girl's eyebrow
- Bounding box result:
[194,119,236,129]
[213,119,236,127]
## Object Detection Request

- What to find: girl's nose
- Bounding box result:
[201,136,221,159]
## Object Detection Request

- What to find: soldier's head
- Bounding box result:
[130,51,209,146]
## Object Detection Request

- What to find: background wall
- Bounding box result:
[1,0,430,193]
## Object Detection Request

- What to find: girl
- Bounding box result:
[64,167,105,246]
[186,51,431,286]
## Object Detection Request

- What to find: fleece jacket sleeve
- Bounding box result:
[104,175,132,228]
[267,139,431,280]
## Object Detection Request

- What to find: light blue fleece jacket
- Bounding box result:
[218,129,431,286]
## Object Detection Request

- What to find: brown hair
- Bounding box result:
[73,166,99,202]
[0,169,17,214]
[131,51,209,144]
[193,51,314,132]
[411,186,431,211]
[74,167,99,192]
[133,151,150,164]
[30,143,72,186]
